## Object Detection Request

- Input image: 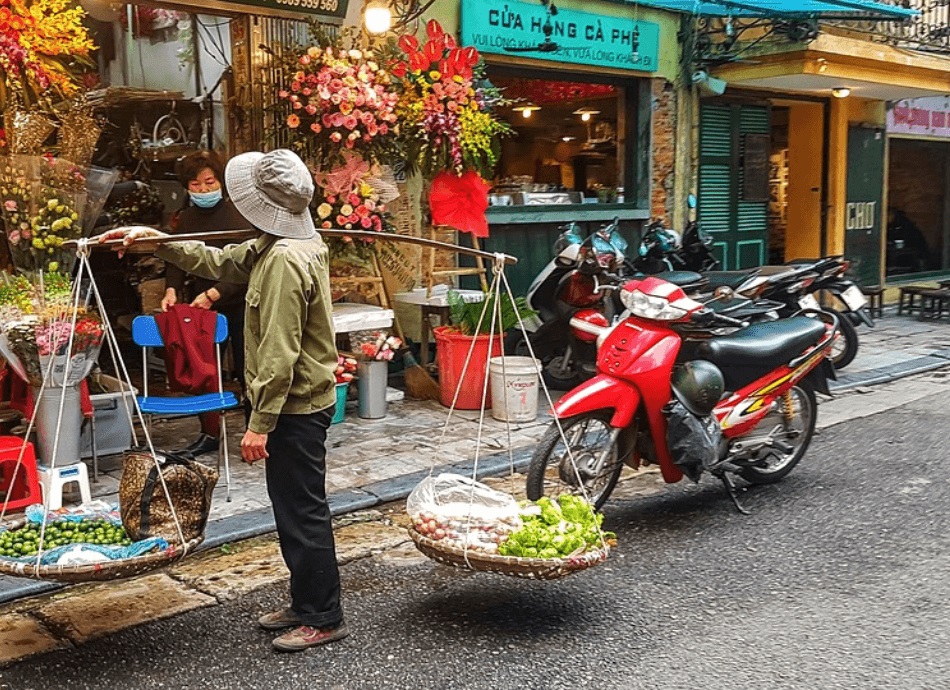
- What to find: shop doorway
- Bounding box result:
[698,98,826,270]
[886,137,950,278]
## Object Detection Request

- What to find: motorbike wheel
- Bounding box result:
[504,331,531,357]
[526,412,624,509]
[542,357,581,390]
[827,307,859,370]
[739,384,817,485]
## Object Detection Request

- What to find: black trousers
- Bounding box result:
[265,409,343,628]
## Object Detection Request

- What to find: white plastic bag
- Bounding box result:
[407,474,522,553]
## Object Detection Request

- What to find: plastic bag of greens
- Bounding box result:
[407,474,522,553]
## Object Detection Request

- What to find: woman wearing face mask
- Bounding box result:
[162,150,250,456]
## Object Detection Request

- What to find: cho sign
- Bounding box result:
[460,0,659,73]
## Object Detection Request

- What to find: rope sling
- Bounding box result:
[407,253,612,580]
[0,240,202,583]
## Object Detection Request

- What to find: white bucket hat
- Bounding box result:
[225,149,316,239]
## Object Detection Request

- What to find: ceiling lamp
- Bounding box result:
[573,107,600,122]
[364,0,393,35]
[519,104,541,119]
[832,87,851,99]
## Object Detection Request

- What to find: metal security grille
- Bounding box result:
[825,0,950,55]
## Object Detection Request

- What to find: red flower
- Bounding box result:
[391,62,407,79]
[398,35,419,54]
[423,40,443,65]
[426,20,444,42]
[408,51,428,72]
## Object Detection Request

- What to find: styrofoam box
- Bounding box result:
[80,375,139,458]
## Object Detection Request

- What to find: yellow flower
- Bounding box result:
[340,204,354,216]
[317,203,333,219]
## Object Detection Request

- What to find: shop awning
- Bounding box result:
[633,0,917,20]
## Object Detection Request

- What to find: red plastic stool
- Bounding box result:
[0,436,41,513]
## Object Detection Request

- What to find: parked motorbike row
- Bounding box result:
[518,210,870,512]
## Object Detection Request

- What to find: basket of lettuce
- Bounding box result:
[407,474,614,580]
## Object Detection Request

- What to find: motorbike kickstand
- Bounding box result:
[713,469,751,515]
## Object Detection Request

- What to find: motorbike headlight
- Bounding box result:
[621,288,689,321]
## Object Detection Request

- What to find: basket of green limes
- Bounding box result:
[0,516,202,583]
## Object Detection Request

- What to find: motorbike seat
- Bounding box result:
[703,269,759,290]
[654,270,704,285]
[696,317,827,390]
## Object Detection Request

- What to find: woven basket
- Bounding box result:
[0,519,203,584]
[408,528,609,581]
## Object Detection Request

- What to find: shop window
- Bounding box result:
[487,73,631,207]
[887,138,950,277]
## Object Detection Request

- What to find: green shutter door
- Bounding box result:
[698,103,770,270]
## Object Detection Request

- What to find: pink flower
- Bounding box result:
[302,88,312,96]
[344,115,358,130]
[4,200,16,212]
[348,213,359,224]
[360,217,373,229]
[299,54,311,65]
[331,113,345,128]
[278,89,289,98]
[360,112,375,127]
[322,221,332,229]
[364,199,376,211]
[305,104,317,115]
[330,132,343,142]
[337,215,348,226]
[348,194,360,205]
[310,123,322,133]
[8,230,19,244]
[379,124,389,135]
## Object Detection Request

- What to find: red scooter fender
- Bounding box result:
[552,329,685,484]
[553,375,641,429]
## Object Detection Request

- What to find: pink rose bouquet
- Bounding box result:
[279,46,400,170]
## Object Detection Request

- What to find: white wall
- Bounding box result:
[105,10,232,151]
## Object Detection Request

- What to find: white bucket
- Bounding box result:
[489,356,541,423]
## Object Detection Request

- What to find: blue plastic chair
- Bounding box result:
[132,313,238,498]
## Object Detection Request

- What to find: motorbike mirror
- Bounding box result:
[714,286,735,303]
[687,194,697,209]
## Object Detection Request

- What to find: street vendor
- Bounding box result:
[162,150,250,457]
[100,149,347,654]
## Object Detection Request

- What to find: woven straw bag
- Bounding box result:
[119,450,218,543]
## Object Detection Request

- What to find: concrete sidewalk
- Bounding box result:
[0,308,948,605]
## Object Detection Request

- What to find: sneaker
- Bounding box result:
[258,608,303,631]
[272,623,349,652]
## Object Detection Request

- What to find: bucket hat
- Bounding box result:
[225,149,316,239]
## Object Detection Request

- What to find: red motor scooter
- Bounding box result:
[526,276,838,513]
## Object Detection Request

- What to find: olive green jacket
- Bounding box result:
[157,233,338,434]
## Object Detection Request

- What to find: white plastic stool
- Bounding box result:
[37,463,92,510]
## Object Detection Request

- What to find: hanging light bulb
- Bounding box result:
[518,104,541,119]
[364,1,392,35]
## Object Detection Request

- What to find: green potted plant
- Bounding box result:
[433,290,535,410]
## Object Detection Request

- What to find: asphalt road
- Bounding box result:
[3,387,949,690]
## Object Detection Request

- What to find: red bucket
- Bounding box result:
[433,326,503,410]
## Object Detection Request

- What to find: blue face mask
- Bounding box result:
[190,189,222,209]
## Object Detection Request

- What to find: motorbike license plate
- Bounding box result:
[798,294,820,311]
[840,285,867,311]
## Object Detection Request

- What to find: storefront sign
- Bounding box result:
[888,96,950,138]
[845,127,885,287]
[460,0,659,73]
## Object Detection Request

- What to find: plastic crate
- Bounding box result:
[80,375,138,458]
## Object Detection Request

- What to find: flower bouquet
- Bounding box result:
[392,20,512,180]
[279,44,400,170]
[0,154,116,276]
[0,271,103,388]
[355,331,402,362]
[0,270,103,465]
